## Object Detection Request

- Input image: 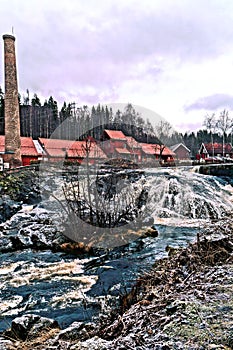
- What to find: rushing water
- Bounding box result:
[144,167,232,220]
[0,167,232,332]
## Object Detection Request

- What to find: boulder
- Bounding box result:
[8,314,59,340]
[144,226,159,237]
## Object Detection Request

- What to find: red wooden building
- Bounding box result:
[140,143,175,163]
[38,138,107,164]
[101,130,128,157]
[198,142,233,159]
[0,136,41,166]
[101,129,175,164]
[140,143,157,162]
[170,143,191,160]
[125,136,142,162]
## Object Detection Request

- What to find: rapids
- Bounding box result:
[144,167,233,220]
[0,167,232,332]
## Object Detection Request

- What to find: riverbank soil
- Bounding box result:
[95,215,233,349]
[4,215,233,349]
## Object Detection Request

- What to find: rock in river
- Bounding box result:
[4,313,59,341]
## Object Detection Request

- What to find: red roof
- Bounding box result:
[21,137,41,156]
[140,143,175,156]
[44,148,66,157]
[140,143,156,155]
[204,142,233,154]
[39,138,74,158]
[0,136,39,157]
[161,146,176,156]
[104,130,127,140]
[125,136,141,149]
[115,148,131,154]
[39,138,73,150]
[39,138,107,159]
[68,141,107,159]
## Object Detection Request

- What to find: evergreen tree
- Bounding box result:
[48,96,58,120]
[31,93,41,106]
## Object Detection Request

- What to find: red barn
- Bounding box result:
[67,140,107,164]
[140,143,157,162]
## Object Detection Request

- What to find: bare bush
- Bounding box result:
[62,166,145,229]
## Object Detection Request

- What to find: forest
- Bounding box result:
[0,89,232,158]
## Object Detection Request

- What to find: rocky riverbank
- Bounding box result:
[1,214,232,350]
[0,168,41,222]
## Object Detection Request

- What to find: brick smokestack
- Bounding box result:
[3,34,22,167]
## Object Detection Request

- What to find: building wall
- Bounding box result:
[102,139,126,155]
[174,145,190,160]
[22,156,38,166]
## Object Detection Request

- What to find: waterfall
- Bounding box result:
[144,168,233,220]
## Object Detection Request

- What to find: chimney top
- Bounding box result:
[3,34,15,41]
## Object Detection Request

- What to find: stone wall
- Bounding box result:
[199,163,233,177]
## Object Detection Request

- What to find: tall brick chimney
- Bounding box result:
[3,34,22,167]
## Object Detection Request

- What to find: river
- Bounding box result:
[0,166,232,332]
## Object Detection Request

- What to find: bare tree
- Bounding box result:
[204,113,216,156]
[155,120,172,144]
[63,170,144,230]
[62,143,146,240]
[151,143,166,163]
[216,110,233,156]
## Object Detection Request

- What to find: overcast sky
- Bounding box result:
[1,0,233,133]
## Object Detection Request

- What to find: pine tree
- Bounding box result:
[31,93,41,106]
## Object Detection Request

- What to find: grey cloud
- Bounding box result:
[184,94,233,112]
[1,0,233,105]
[175,121,204,133]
